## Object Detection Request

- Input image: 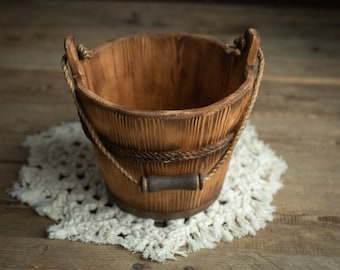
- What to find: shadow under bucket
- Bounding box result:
[61,28,264,220]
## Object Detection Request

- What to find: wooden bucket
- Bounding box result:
[61,29,264,220]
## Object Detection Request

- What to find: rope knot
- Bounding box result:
[225,36,246,56]
[233,36,246,51]
[77,44,92,60]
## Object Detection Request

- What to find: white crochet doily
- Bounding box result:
[10,122,287,262]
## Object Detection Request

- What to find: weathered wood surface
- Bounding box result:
[0,1,339,269]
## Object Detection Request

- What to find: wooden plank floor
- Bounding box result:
[1,1,339,269]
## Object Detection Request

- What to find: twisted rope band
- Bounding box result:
[99,132,235,163]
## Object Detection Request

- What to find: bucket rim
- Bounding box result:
[74,31,258,118]
[76,75,253,119]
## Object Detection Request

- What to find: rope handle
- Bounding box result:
[61,37,138,184]
[204,46,264,181]
[61,31,264,191]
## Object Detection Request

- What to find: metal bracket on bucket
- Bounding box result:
[140,174,204,193]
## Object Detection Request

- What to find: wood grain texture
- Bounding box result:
[62,30,261,218]
[0,1,339,269]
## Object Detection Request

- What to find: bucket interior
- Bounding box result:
[82,34,246,111]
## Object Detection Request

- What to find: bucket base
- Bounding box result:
[107,189,218,220]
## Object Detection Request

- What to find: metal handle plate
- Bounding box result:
[140,174,203,193]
